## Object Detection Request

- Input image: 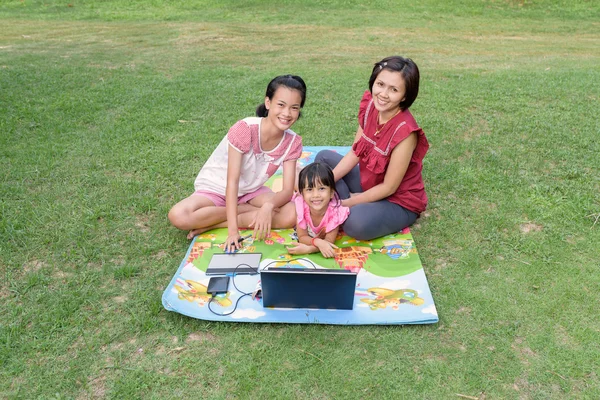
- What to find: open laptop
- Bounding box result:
[260,268,358,310]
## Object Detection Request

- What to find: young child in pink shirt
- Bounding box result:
[287,162,349,258]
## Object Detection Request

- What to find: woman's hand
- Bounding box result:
[313,238,338,258]
[250,203,274,240]
[224,233,242,253]
[341,193,357,208]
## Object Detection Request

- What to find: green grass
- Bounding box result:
[1,0,599,398]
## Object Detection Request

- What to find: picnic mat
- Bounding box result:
[162,146,438,325]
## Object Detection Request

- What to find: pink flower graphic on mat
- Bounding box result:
[264,231,285,245]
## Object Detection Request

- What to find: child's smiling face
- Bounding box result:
[264,87,303,131]
[301,178,334,215]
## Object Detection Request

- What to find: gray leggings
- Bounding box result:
[315,150,418,241]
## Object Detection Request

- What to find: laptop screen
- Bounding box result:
[261,268,357,310]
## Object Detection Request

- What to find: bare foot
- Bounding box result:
[187,227,208,240]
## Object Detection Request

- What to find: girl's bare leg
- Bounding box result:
[188,202,295,240]
[245,191,296,229]
[185,203,262,239]
[237,201,297,230]
[270,202,297,229]
[237,203,259,213]
[168,195,227,231]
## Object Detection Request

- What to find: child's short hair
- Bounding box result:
[298,162,336,193]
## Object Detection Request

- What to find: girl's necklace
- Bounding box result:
[374,108,401,136]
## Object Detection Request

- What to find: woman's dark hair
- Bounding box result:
[298,162,340,205]
[368,56,420,110]
[256,75,307,119]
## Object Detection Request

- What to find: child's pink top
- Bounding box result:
[293,193,350,238]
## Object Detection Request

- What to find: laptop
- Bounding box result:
[205,253,262,275]
[260,268,357,310]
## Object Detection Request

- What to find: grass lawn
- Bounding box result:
[1,0,599,398]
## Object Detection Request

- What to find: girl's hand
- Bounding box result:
[286,243,312,255]
[313,238,338,258]
[224,233,242,253]
[250,203,273,240]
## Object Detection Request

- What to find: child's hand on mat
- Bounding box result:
[314,239,338,258]
[286,243,312,255]
[250,204,273,240]
[224,233,241,253]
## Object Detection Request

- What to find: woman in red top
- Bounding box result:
[315,56,429,240]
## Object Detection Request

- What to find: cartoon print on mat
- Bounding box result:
[174,279,232,307]
[377,238,416,260]
[264,231,286,245]
[341,237,373,246]
[198,233,217,241]
[272,254,305,268]
[333,246,373,273]
[360,288,424,310]
[186,241,212,263]
[298,150,313,166]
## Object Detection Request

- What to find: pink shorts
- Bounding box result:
[193,186,272,207]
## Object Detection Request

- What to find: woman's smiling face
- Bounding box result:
[371,69,406,115]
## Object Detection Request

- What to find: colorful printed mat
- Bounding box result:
[162,146,438,325]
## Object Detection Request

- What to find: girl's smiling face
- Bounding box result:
[302,178,334,215]
[264,87,303,131]
[371,69,406,116]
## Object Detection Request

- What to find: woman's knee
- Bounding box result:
[314,150,339,166]
[342,204,416,241]
[314,150,329,162]
[342,215,372,241]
